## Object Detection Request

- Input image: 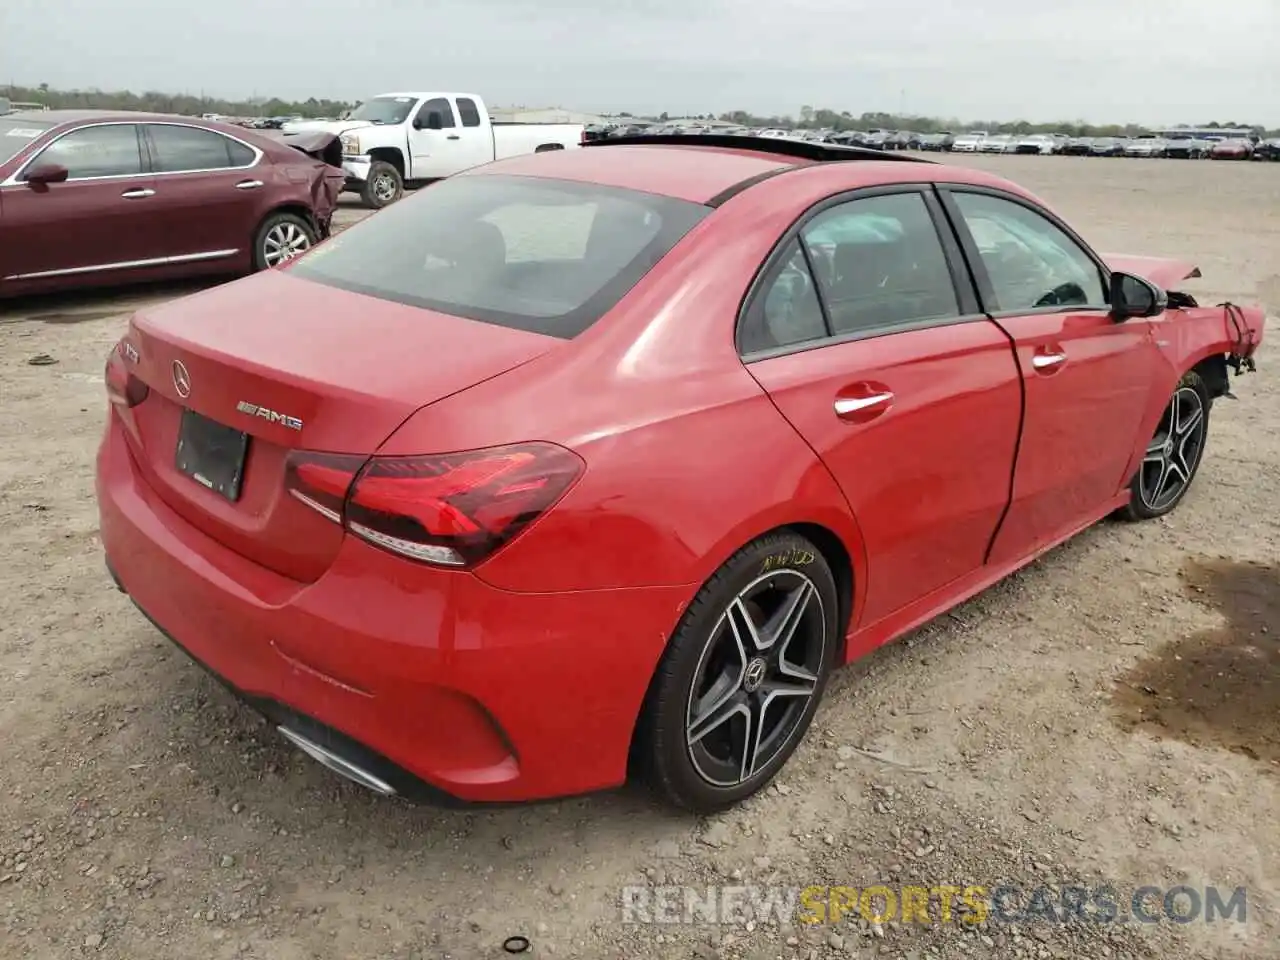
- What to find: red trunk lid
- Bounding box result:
[120,270,558,582]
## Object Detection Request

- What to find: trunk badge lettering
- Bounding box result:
[236,401,303,431]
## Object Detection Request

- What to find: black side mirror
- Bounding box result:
[23,163,69,187]
[1109,271,1167,320]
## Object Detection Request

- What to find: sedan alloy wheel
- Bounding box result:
[636,531,841,812]
[686,569,827,787]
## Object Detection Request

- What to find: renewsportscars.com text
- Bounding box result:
[619,884,1248,926]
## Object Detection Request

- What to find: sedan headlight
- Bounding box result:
[340,133,361,156]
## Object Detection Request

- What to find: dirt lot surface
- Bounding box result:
[2,161,1278,960]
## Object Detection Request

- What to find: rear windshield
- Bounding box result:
[290,175,709,338]
[1,120,55,164]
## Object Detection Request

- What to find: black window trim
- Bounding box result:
[736,183,987,362]
[933,184,1114,320]
[2,121,147,185]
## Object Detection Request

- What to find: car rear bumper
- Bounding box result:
[96,412,685,803]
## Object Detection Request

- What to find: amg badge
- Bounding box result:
[236,401,303,431]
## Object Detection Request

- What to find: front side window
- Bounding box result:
[800,192,959,336]
[288,174,709,338]
[416,98,457,129]
[147,125,256,172]
[951,192,1107,312]
[27,124,143,180]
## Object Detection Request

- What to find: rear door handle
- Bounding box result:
[834,390,894,421]
[121,188,154,199]
[1031,352,1066,371]
[235,179,264,189]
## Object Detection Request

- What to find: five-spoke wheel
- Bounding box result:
[1120,370,1211,520]
[687,570,826,787]
[636,532,840,812]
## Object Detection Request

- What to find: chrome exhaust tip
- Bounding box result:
[277,726,397,796]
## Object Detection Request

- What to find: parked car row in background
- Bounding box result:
[586,121,1280,161]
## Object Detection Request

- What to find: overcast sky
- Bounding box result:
[3,0,1277,125]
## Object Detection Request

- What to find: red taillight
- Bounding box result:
[284,442,584,567]
[104,342,149,409]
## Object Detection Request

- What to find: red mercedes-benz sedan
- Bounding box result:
[0,110,344,298]
[95,135,1264,812]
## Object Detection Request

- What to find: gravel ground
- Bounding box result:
[1,158,1277,960]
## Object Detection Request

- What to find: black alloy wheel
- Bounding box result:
[635,531,841,812]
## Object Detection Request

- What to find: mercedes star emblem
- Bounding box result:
[172,359,191,398]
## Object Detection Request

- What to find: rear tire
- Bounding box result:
[1117,370,1211,521]
[360,161,403,209]
[634,531,841,813]
[252,212,316,271]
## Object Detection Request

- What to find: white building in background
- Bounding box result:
[490,107,614,125]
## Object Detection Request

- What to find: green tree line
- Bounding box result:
[2,82,354,119]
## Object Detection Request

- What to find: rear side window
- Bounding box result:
[456,98,483,128]
[738,239,827,354]
[801,193,959,336]
[289,174,709,338]
[147,124,257,172]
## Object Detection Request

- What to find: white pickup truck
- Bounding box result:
[282,92,584,209]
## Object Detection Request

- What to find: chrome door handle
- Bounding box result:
[1031,352,1066,370]
[121,188,155,199]
[235,179,264,189]
[834,392,894,416]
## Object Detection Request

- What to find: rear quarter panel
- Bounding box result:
[416,366,864,595]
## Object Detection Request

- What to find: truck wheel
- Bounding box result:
[361,161,403,209]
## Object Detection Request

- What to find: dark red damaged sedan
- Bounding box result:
[95,135,1264,812]
[0,110,345,298]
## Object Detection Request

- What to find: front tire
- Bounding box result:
[360,161,403,209]
[1118,371,1211,521]
[635,531,841,813]
[252,212,316,271]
